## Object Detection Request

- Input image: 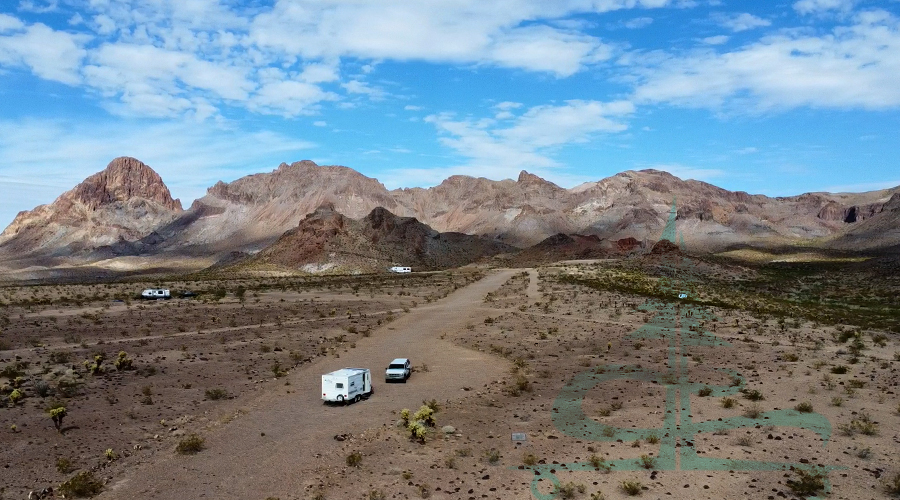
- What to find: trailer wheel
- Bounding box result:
[354,395,361,404]
[336,395,344,403]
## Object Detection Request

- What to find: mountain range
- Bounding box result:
[0,156,897,277]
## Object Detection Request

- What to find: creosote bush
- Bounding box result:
[620,480,643,496]
[59,471,103,498]
[346,451,362,467]
[175,433,205,454]
[787,468,826,497]
[795,402,814,413]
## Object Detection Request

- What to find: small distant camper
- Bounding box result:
[389,266,411,273]
[322,368,373,404]
[141,288,170,300]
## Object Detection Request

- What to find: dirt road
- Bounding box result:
[101,269,518,499]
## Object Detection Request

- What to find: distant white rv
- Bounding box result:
[322,368,373,404]
[141,288,170,300]
[389,266,411,273]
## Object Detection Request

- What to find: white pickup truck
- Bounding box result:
[385,358,411,383]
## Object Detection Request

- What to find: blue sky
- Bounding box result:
[1,0,899,228]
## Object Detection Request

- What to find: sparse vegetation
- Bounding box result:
[787,468,826,497]
[59,471,103,497]
[620,480,643,496]
[175,433,205,454]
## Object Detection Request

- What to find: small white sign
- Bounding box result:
[678,293,688,299]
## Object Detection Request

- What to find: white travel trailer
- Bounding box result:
[141,288,170,299]
[389,266,411,273]
[322,368,373,404]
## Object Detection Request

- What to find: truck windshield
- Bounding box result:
[388,364,405,369]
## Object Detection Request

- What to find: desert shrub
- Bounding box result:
[638,454,656,469]
[697,386,712,397]
[589,454,611,472]
[736,435,753,447]
[400,408,410,426]
[830,397,843,407]
[830,365,848,374]
[620,480,643,496]
[523,452,538,466]
[795,402,814,413]
[205,388,229,400]
[721,397,736,408]
[59,471,103,497]
[645,434,660,445]
[484,448,501,465]
[0,362,26,379]
[884,472,900,496]
[346,451,362,467]
[34,380,51,397]
[553,482,585,499]
[175,433,205,454]
[740,389,764,401]
[49,351,72,364]
[846,379,866,389]
[367,490,386,500]
[787,468,826,497]
[56,457,75,474]
[271,361,286,378]
[422,398,440,412]
[417,483,431,499]
[743,404,763,419]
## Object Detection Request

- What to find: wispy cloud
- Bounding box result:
[631,10,900,111]
[714,12,771,32]
[380,100,635,188]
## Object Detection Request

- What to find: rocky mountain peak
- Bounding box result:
[70,157,182,211]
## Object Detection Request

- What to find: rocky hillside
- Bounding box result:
[0,157,182,263]
[2,157,898,274]
[247,205,516,273]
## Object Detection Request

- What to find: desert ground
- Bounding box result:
[1,254,898,500]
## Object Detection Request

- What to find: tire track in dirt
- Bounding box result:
[101,269,519,499]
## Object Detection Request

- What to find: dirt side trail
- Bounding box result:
[101,269,519,500]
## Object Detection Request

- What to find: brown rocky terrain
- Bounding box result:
[0,157,182,265]
[1,157,899,278]
[244,204,516,274]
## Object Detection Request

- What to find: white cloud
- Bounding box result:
[0,14,25,33]
[794,0,857,15]
[632,10,900,111]
[404,105,423,111]
[702,35,729,45]
[624,17,654,29]
[342,79,384,98]
[250,80,339,117]
[18,0,58,14]
[313,120,327,127]
[0,118,317,226]
[420,99,634,183]
[0,22,88,84]
[715,13,771,32]
[249,1,669,78]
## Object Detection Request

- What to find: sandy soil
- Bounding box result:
[1,262,898,500]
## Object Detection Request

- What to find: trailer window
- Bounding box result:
[335,383,344,388]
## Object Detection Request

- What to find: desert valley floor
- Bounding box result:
[1,255,899,500]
